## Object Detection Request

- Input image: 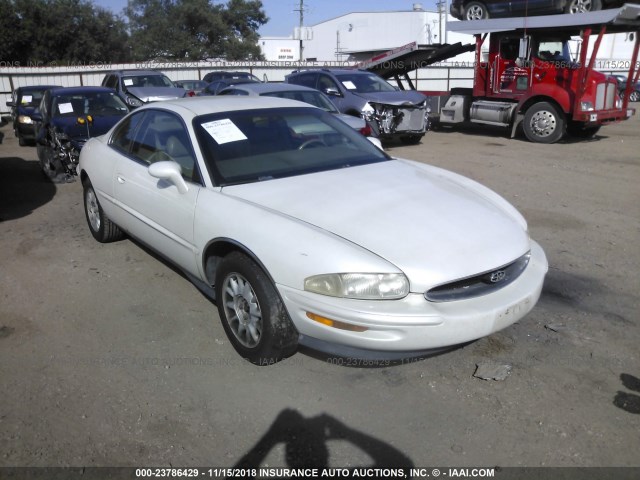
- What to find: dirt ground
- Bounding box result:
[0,112,639,471]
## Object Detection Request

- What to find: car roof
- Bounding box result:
[289,69,370,76]
[110,70,167,77]
[138,96,312,118]
[225,83,319,95]
[49,86,117,96]
[17,85,59,93]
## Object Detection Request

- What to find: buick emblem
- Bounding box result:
[489,270,506,283]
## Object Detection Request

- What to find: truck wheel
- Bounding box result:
[215,252,298,365]
[464,1,489,20]
[523,102,565,144]
[565,0,602,14]
[567,122,600,138]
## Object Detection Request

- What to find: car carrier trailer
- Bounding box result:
[361,5,640,143]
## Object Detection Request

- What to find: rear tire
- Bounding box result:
[464,1,489,20]
[215,252,298,364]
[523,102,565,144]
[83,180,124,243]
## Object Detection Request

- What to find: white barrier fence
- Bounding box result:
[0,61,476,114]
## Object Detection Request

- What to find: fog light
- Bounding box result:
[306,312,368,332]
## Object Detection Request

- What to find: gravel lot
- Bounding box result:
[0,113,639,471]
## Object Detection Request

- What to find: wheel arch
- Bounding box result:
[202,238,275,288]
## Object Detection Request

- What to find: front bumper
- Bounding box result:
[277,241,548,356]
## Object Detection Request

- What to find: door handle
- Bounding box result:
[117,175,125,184]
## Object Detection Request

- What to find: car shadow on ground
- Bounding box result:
[426,120,608,145]
[232,409,414,473]
[0,157,56,222]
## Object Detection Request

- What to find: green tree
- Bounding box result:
[125,0,267,61]
[1,0,130,64]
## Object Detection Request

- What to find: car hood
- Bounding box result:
[51,116,124,141]
[126,86,185,102]
[222,159,530,292]
[354,90,427,107]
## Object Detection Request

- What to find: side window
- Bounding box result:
[110,111,145,154]
[318,74,340,93]
[290,73,317,89]
[129,110,200,183]
[500,38,520,61]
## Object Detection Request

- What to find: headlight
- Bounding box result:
[304,273,409,300]
[18,115,33,124]
[580,101,594,112]
[126,95,143,107]
[361,102,375,121]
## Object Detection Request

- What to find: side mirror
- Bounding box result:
[148,161,189,194]
[6,101,15,107]
[324,87,341,97]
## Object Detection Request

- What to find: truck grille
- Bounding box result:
[397,106,427,132]
[596,81,617,110]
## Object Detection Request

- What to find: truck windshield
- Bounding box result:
[535,38,571,63]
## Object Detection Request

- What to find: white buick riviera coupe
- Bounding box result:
[79,96,548,364]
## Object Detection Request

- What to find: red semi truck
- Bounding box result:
[363,5,640,143]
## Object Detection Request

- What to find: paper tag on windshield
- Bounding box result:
[58,103,74,114]
[201,119,247,144]
[124,79,134,86]
[21,95,33,104]
[342,81,357,90]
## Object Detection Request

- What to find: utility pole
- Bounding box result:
[295,0,305,61]
[436,0,446,44]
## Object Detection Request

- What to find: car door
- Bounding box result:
[112,108,202,276]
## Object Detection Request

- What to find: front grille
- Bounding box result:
[596,81,617,110]
[397,106,427,131]
[425,252,530,302]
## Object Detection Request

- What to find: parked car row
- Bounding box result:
[6,68,433,182]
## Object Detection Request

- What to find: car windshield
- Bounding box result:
[333,72,397,93]
[194,107,389,186]
[123,74,175,88]
[51,92,129,118]
[18,89,47,107]
[261,91,339,113]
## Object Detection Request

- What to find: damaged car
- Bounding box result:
[102,70,186,108]
[286,69,429,144]
[33,86,129,182]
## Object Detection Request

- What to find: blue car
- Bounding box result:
[33,86,129,182]
[6,85,59,146]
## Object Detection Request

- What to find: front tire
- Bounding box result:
[400,134,423,145]
[215,252,298,364]
[464,1,489,20]
[83,180,124,243]
[523,102,565,144]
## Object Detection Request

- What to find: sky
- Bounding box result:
[93,0,441,37]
